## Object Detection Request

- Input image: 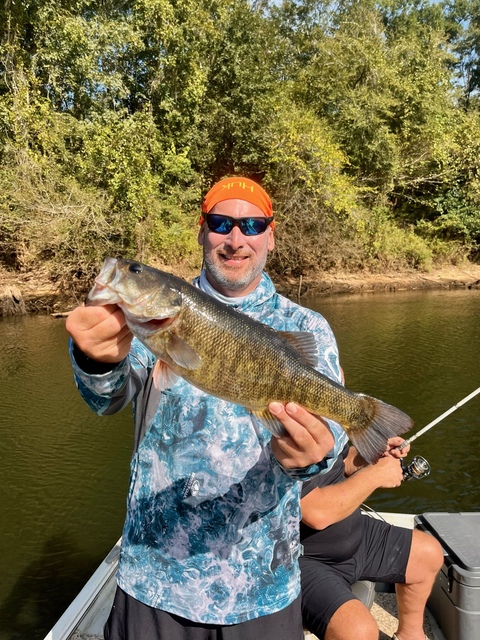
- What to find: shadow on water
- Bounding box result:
[0,533,98,640]
[0,533,97,640]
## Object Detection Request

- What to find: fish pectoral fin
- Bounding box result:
[152,359,180,390]
[165,334,202,370]
[252,409,288,438]
[278,331,318,367]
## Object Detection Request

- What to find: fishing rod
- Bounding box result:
[399,385,480,450]
[398,385,480,481]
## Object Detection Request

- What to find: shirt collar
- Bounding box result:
[194,270,276,311]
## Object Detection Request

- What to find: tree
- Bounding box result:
[441,0,480,109]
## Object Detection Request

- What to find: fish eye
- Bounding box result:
[129,263,143,274]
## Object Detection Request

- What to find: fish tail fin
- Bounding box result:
[349,398,413,464]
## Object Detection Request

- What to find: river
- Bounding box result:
[0,288,479,639]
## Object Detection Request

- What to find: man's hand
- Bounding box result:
[384,436,410,459]
[66,304,132,363]
[268,402,334,469]
[369,455,404,488]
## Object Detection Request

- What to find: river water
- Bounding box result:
[1,288,479,639]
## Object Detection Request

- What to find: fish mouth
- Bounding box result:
[87,256,182,335]
[125,312,177,335]
[86,282,118,306]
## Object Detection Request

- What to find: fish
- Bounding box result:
[86,258,413,462]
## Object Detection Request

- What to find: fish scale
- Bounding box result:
[86,258,413,463]
[174,297,314,405]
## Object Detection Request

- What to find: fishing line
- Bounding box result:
[398,384,480,451]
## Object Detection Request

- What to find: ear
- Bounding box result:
[198,224,205,246]
[267,227,275,252]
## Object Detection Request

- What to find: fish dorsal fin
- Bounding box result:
[165,333,203,370]
[252,409,288,438]
[152,359,180,390]
[278,331,318,367]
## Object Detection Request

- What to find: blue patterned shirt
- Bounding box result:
[70,271,348,624]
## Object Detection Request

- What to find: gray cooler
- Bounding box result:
[415,512,480,640]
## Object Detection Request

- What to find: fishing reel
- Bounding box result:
[401,455,431,482]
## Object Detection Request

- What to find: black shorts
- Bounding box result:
[300,515,412,639]
[103,587,304,640]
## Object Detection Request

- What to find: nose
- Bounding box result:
[224,224,245,249]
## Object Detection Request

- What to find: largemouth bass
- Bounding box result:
[86,258,413,462]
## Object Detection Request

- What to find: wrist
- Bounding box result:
[356,465,382,492]
[72,343,119,374]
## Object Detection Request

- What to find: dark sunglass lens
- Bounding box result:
[241,218,269,235]
[206,214,272,235]
[207,215,233,234]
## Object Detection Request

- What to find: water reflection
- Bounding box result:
[0,289,479,638]
[305,289,480,513]
[0,316,133,640]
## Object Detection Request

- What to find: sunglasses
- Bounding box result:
[205,214,274,236]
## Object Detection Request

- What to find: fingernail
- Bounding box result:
[269,402,283,415]
[286,402,297,414]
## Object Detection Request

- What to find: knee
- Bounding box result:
[344,614,378,640]
[409,530,444,578]
[326,601,378,640]
[428,536,444,573]
[327,615,378,640]
[420,532,444,573]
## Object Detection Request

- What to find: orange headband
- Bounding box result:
[200,177,274,227]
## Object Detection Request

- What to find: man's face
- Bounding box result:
[198,198,275,297]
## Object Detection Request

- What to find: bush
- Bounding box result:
[358,205,434,271]
[264,102,365,275]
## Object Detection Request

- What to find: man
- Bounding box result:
[66,176,346,640]
[300,431,444,640]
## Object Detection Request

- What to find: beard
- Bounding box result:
[203,250,267,293]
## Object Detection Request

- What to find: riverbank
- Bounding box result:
[2,263,480,316]
[275,263,480,300]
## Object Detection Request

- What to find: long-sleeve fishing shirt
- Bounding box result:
[69,271,349,625]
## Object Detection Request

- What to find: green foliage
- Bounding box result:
[0,146,117,278]
[357,205,435,270]
[263,102,365,274]
[2,0,480,287]
[418,189,480,243]
[32,3,145,116]
[191,0,281,178]
[0,93,201,277]
[277,0,457,193]
[441,0,480,107]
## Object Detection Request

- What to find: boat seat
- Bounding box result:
[303,581,376,640]
[352,579,376,609]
